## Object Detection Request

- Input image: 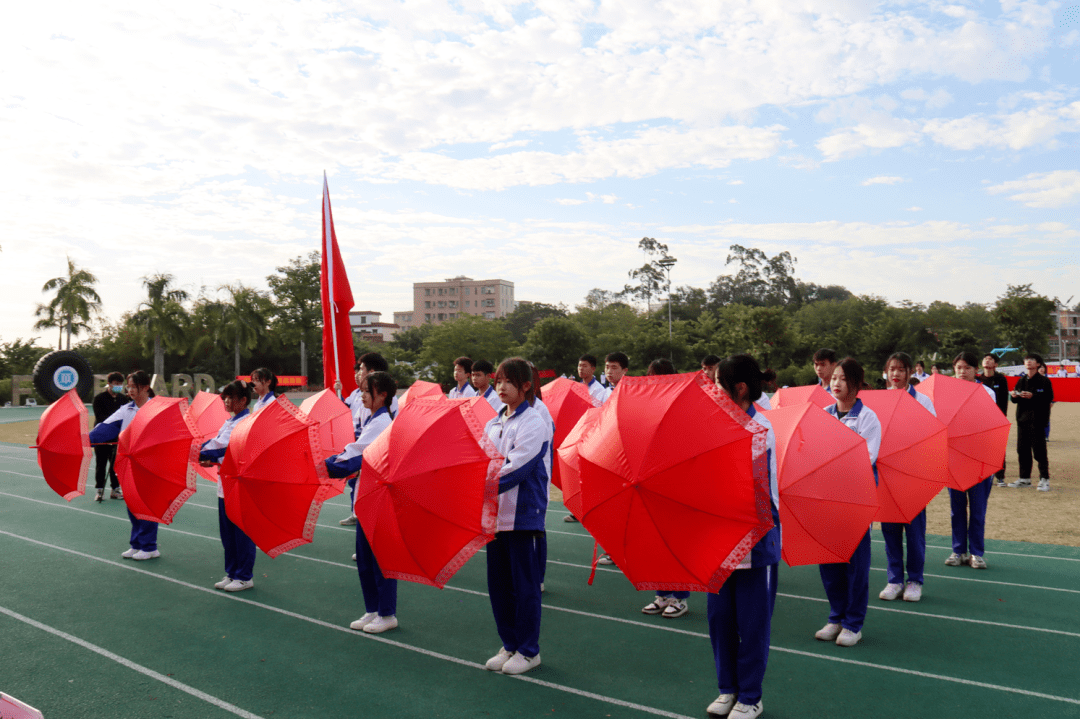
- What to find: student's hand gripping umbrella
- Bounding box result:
[116,397,201,524]
[576,372,773,592]
[771,383,833,410]
[914,374,1010,491]
[219,396,342,558]
[541,377,602,490]
[398,380,445,408]
[34,388,91,501]
[299,388,355,461]
[184,391,229,483]
[355,397,503,588]
[557,407,602,522]
[764,402,879,566]
[858,389,949,523]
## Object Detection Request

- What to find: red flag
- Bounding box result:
[321,173,357,396]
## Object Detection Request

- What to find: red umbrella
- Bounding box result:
[34,389,91,501]
[399,380,445,408]
[116,397,200,524]
[765,402,878,567]
[557,407,602,521]
[447,395,498,425]
[185,391,229,483]
[356,397,503,588]
[914,375,1010,491]
[299,388,355,460]
[576,372,773,592]
[219,396,342,558]
[540,377,601,489]
[858,389,949,523]
[772,384,833,410]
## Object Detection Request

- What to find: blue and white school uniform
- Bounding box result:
[478,385,505,414]
[449,383,477,399]
[326,407,396,617]
[484,402,553,659]
[89,402,158,552]
[707,405,780,707]
[819,400,881,634]
[756,393,772,410]
[345,395,399,508]
[251,391,276,415]
[949,383,998,558]
[582,377,607,405]
[530,397,556,584]
[880,385,936,587]
[343,387,365,438]
[200,410,256,582]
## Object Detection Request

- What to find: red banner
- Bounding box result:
[236,376,308,387]
[1005,376,1080,403]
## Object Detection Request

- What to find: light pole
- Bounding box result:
[657,257,677,359]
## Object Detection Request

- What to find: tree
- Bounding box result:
[137,273,189,378]
[667,286,708,322]
[993,285,1056,354]
[219,284,270,377]
[708,245,798,308]
[623,237,676,308]
[32,302,62,350]
[38,257,102,350]
[520,317,589,377]
[796,282,853,304]
[501,302,568,344]
[419,315,516,388]
[267,252,321,382]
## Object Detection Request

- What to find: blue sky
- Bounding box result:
[3,0,1079,348]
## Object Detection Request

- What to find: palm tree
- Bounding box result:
[218,284,269,377]
[40,257,102,350]
[137,273,189,378]
[33,302,62,350]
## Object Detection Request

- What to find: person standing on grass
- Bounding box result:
[812,349,838,391]
[705,354,779,719]
[483,358,552,676]
[449,356,477,398]
[326,371,399,634]
[91,371,127,502]
[945,352,998,568]
[89,371,160,561]
[199,381,255,592]
[816,358,880,648]
[877,352,936,604]
[1008,353,1054,492]
[978,354,1010,486]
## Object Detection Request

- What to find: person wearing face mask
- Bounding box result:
[92,372,128,502]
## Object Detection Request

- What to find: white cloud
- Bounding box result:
[554,198,587,205]
[924,101,1080,150]
[987,171,1080,208]
[490,139,532,151]
[906,206,922,212]
[862,176,905,186]
[727,180,744,185]
[817,119,921,161]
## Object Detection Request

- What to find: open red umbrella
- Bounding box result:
[185,391,229,483]
[765,402,878,567]
[446,395,499,425]
[116,397,200,524]
[219,396,342,558]
[557,407,602,522]
[299,388,355,460]
[576,372,773,592]
[859,389,949,523]
[915,375,1010,491]
[398,380,445,408]
[356,397,503,588]
[540,377,601,490]
[34,389,91,501]
[771,384,833,410]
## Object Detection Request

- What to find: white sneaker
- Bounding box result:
[1037,478,1050,492]
[902,581,922,602]
[662,599,689,618]
[214,576,231,590]
[485,648,514,671]
[502,652,541,675]
[350,612,378,630]
[223,579,253,592]
[730,701,763,719]
[352,553,357,562]
[944,552,969,566]
[996,478,1006,487]
[132,550,160,560]
[1007,478,1031,488]
[642,595,676,615]
[339,514,358,526]
[707,693,735,716]
[814,623,841,641]
[836,628,862,647]
[969,554,987,569]
[596,554,614,565]
[878,583,903,601]
[121,548,138,559]
[363,615,398,633]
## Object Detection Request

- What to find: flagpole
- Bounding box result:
[323,171,342,399]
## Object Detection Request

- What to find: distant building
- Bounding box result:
[1048,306,1080,361]
[349,311,400,343]
[395,276,515,328]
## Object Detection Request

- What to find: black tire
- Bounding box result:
[33,350,94,403]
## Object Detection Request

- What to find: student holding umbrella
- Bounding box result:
[88,370,160,560]
[817,358,881,648]
[705,354,780,719]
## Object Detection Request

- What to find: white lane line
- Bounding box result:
[0,531,695,719]
[182,499,355,534]
[0,605,267,719]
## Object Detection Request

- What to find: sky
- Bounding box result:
[3,0,1079,350]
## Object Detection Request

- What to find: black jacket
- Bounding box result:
[93,389,127,427]
[978,372,1010,416]
[1011,373,1054,428]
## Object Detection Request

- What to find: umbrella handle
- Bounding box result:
[588,541,599,586]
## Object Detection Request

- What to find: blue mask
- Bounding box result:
[111,385,124,393]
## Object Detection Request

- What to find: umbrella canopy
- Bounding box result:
[556,407,602,522]
[771,384,834,410]
[299,388,355,460]
[35,389,91,501]
[765,402,879,566]
[446,395,498,425]
[398,380,445,408]
[576,372,773,592]
[185,391,229,483]
[356,397,503,588]
[219,396,342,558]
[540,377,601,490]
[915,375,1011,491]
[116,397,200,524]
[858,389,949,523]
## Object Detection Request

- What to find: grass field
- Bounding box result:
[2,405,1080,719]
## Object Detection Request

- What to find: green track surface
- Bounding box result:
[2,439,1079,719]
